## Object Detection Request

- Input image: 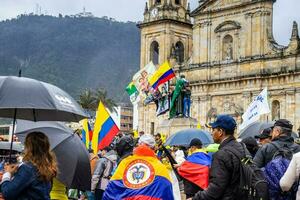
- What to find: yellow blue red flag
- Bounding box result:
[103,154,174,200]
[178,150,211,189]
[92,101,119,153]
[81,119,93,149]
[149,61,175,90]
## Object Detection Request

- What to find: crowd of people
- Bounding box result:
[1,115,300,199]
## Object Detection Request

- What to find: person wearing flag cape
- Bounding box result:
[176,138,211,199]
[103,134,174,200]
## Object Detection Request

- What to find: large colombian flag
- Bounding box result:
[103,154,174,200]
[81,119,93,149]
[178,150,211,189]
[149,61,175,90]
[91,101,119,153]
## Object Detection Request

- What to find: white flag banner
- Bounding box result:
[239,88,270,130]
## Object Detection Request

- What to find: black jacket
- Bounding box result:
[183,178,202,199]
[253,135,300,168]
[192,136,245,200]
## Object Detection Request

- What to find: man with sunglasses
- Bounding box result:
[253,119,300,168]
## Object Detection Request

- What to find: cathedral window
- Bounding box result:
[272,100,280,120]
[150,41,159,65]
[175,0,181,5]
[175,41,184,63]
[222,35,233,60]
[155,0,161,4]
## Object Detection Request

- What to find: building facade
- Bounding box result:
[110,103,134,134]
[138,0,300,134]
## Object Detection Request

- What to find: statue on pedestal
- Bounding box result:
[169,75,190,118]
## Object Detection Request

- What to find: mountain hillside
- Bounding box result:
[0,15,140,102]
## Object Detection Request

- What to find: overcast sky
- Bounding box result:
[0,0,299,45]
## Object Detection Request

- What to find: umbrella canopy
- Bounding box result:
[0,76,88,121]
[0,142,23,152]
[165,128,213,147]
[239,121,274,139]
[16,120,91,190]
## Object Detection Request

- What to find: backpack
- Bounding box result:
[264,143,298,200]
[226,144,269,200]
[98,158,115,190]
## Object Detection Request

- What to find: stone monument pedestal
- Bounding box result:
[156,117,198,137]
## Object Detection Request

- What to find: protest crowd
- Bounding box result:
[1,114,300,200]
[0,64,299,200]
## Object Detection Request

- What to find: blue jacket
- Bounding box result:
[1,162,51,200]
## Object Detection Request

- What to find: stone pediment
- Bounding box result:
[214,20,241,33]
[191,0,252,16]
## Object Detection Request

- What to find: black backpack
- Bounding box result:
[226,145,269,200]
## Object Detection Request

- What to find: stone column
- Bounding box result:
[199,95,211,125]
[295,88,300,132]
[285,88,296,125]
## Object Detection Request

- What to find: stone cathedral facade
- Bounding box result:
[137,0,300,134]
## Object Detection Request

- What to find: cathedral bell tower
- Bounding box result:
[137,0,193,134]
[138,0,193,68]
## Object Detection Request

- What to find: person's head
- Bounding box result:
[155,133,161,141]
[139,131,145,137]
[88,148,94,154]
[180,75,185,79]
[189,138,202,153]
[115,135,134,157]
[255,128,272,146]
[209,114,237,144]
[141,70,148,78]
[241,137,259,156]
[138,134,156,149]
[271,119,293,140]
[139,77,144,83]
[99,146,112,157]
[23,132,57,182]
[117,131,123,138]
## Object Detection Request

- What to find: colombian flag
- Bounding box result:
[103,146,174,200]
[91,101,119,153]
[149,61,175,90]
[81,119,93,149]
[178,150,211,189]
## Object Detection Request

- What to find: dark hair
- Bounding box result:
[88,148,94,153]
[225,129,235,135]
[155,133,161,138]
[194,144,202,149]
[102,146,112,152]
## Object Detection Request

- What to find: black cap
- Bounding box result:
[241,137,258,148]
[255,128,272,139]
[189,138,202,148]
[272,119,293,130]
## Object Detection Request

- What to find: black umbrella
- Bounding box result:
[0,76,88,161]
[0,76,87,121]
[239,121,274,139]
[16,120,91,190]
[165,128,213,147]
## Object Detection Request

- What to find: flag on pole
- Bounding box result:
[125,82,140,103]
[149,61,175,90]
[81,119,93,149]
[239,88,270,130]
[92,101,119,153]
